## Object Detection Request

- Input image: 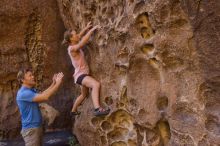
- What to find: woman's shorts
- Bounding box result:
[76,74,89,85]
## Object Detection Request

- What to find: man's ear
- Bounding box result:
[21,78,25,84]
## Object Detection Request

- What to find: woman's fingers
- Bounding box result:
[86,21,92,28]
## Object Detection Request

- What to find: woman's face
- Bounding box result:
[70,30,79,43]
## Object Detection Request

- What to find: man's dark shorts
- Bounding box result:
[76,74,89,85]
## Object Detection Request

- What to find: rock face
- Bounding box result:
[57,0,220,145]
[1,0,220,145]
[0,0,76,139]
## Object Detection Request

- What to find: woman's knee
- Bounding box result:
[77,94,84,100]
[92,81,100,89]
[96,81,101,88]
[82,92,88,98]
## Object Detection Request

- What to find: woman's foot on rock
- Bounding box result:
[93,107,110,116]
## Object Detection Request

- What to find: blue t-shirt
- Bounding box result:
[16,86,42,129]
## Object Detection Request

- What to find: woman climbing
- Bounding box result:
[62,22,110,117]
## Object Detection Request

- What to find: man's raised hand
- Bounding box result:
[55,72,64,84]
[52,74,57,84]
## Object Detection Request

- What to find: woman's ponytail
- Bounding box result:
[62,29,72,46]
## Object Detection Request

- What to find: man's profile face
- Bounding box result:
[22,71,36,87]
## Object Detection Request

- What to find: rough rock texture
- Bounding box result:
[1,0,220,145]
[39,103,60,126]
[56,0,220,146]
[0,0,75,139]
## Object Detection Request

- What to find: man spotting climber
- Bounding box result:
[63,22,110,117]
[16,68,64,146]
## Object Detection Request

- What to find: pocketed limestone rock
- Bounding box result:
[39,103,60,126]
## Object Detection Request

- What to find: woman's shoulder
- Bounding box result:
[67,45,73,52]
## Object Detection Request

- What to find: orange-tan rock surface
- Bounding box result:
[57,0,220,145]
[1,0,219,145]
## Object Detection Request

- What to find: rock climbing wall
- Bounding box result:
[0,0,75,139]
[57,0,220,145]
[1,0,219,145]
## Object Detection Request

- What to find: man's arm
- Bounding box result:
[41,74,56,94]
[33,73,64,102]
[78,22,92,38]
[70,25,99,52]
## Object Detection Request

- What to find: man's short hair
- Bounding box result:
[17,68,32,84]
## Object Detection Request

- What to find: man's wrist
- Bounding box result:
[55,81,62,87]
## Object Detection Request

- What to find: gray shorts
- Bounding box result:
[21,127,43,146]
